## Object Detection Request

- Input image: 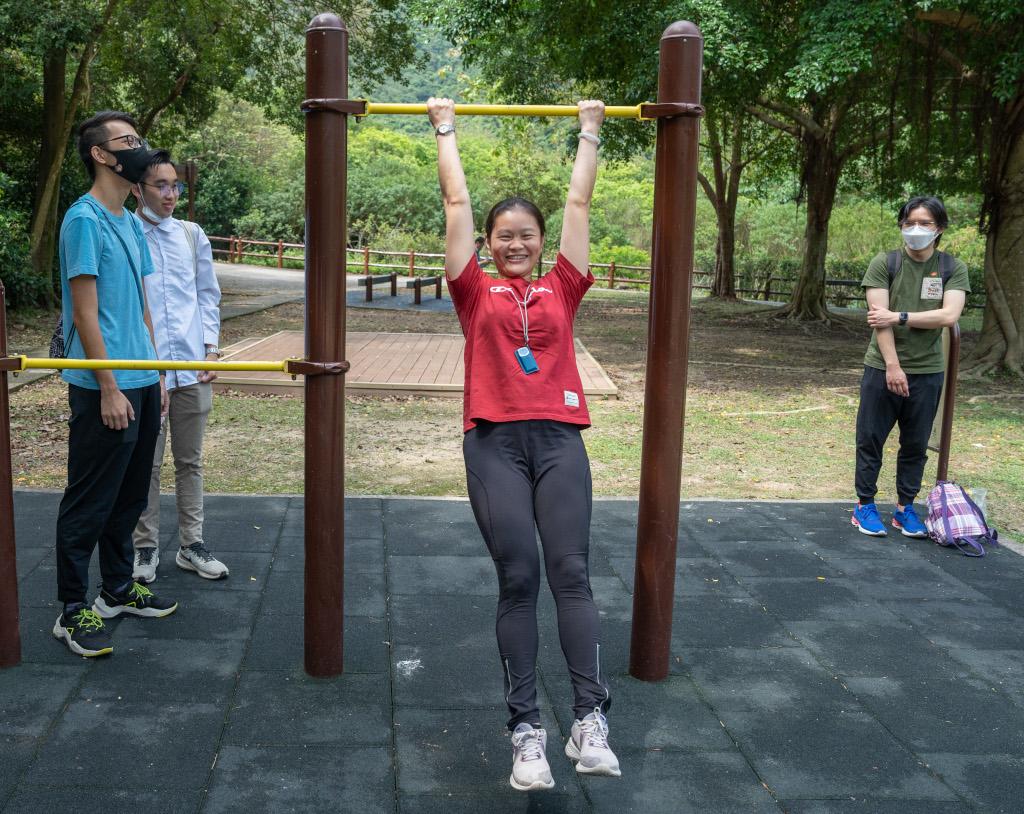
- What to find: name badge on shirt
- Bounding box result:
[564,390,579,408]
[921,277,943,300]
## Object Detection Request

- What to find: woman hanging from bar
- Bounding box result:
[428,97,620,791]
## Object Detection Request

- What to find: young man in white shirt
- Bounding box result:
[130,155,229,581]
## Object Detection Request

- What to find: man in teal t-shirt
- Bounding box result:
[851,196,970,539]
[52,111,178,659]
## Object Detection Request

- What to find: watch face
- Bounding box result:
[436,123,455,136]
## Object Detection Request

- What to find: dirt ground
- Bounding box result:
[8,293,1022,539]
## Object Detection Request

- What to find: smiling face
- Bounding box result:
[134,162,180,220]
[487,208,544,280]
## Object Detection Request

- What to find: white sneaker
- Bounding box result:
[510,723,555,791]
[565,709,621,777]
[133,546,159,583]
[175,543,229,580]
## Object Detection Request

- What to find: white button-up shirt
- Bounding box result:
[140,216,220,391]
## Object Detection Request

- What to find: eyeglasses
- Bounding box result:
[141,181,185,197]
[96,134,150,150]
[902,220,937,229]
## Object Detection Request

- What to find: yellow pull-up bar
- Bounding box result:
[362,102,651,120]
[300,98,703,121]
[12,357,289,373]
[1,356,349,377]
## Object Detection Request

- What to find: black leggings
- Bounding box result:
[463,419,611,730]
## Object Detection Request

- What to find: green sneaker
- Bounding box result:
[92,582,178,619]
[52,608,113,657]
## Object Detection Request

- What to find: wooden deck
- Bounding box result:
[213,331,618,398]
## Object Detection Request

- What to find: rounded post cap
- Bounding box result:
[662,20,702,40]
[308,13,347,32]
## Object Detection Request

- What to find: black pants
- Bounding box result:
[463,419,611,730]
[56,383,162,605]
[854,366,944,506]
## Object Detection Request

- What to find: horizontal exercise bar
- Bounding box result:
[1,357,350,376]
[301,98,704,121]
[365,102,647,119]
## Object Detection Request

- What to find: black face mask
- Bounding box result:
[108,146,158,184]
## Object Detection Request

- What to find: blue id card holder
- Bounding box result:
[515,346,539,374]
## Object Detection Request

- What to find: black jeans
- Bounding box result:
[463,419,611,730]
[56,383,161,605]
[854,366,944,506]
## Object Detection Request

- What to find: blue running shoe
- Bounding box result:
[892,504,928,538]
[852,502,887,536]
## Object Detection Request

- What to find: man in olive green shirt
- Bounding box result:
[851,196,970,538]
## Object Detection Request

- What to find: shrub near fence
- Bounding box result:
[206,236,985,312]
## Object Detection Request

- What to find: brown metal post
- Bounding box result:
[608,261,616,290]
[0,281,22,668]
[936,323,960,482]
[278,240,284,269]
[363,246,370,276]
[629,21,703,682]
[408,250,415,278]
[304,12,348,676]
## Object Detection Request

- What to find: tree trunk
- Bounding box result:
[30,48,68,307]
[963,122,1024,377]
[712,208,737,299]
[703,113,741,300]
[777,133,841,322]
[26,0,120,300]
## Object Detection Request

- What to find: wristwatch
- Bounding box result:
[206,345,223,358]
[435,123,455,137]
[898,312,909,326]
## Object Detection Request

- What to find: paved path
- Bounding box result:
[4,493,1022,812]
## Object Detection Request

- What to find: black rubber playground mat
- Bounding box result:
[5,491,1023,812]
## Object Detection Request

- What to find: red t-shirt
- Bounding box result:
[448,253,594,432]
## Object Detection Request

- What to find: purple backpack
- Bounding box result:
[925,481,998,557]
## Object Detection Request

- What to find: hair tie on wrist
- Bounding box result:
[578,131,601,147]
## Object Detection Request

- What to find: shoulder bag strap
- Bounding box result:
[81,197,146,314]
[179,220,199,279]
[886,250,901,286]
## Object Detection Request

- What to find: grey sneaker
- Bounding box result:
[133,546,159,583]
[175,542,229,580]
[510,723,554,791]
[565,709,621,777]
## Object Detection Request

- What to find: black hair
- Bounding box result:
[141,151,175,179]
[474,235,485,245]
[484,197,546,239]
[898,196,948,246]
[76,111,140,180]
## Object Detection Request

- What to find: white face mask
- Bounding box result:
[141,202,171,224]
[901,225,937,251]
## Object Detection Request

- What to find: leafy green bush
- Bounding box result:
[0,208,47,310]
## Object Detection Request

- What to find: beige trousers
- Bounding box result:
[133,382,213,549]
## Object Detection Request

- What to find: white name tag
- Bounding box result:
[564,390,580,408]
[921,277,943,300]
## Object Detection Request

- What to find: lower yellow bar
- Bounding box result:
[364,102,645,120]
[18,357,289,373]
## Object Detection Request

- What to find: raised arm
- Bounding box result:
[559,100,605,274]
[428,98,475,280]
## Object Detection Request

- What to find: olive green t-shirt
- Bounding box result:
[862,249,971,374]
